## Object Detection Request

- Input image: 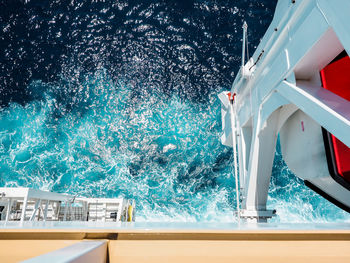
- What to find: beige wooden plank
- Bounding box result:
[109,240,350,263]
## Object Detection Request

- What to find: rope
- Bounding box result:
[249,50,264,70]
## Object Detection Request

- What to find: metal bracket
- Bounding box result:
[239,209,276,223]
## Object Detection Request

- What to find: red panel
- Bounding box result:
[321,56,350,100]
[320,55,350,182]
[331,137,350,181]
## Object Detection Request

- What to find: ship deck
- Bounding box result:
[0,222,349,262]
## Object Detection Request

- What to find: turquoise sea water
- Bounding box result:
[1,70,349,223]
[0,0,349,222]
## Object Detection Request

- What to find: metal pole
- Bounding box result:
[30,199,41,221]
[43,200,49,221]
[230,98,240,220]
[5,198,12,222]
[63,201,69,221]
[241,21,248,68]
[21,194,28,222]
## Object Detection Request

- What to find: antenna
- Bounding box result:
[241,21,249,68]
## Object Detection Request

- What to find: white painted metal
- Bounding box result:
[0,188,134,222]
[0,187,72,222]
[21,240,107,263]
[280,109,350,206]
[229,97,240,220]
[219,0,350,221]
[80,197,129,222]
[279,80,350,147]
[218,91,233,147]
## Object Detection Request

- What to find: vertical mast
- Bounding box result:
[241,21,248,69]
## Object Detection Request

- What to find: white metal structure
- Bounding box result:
[0,187,135,222]
[22,241,107,263]
[220,0,350,222]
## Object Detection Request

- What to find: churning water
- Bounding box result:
[0,0,349,222]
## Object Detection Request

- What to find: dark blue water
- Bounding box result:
[0,0,349,222]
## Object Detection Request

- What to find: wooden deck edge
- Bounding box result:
[0,229,349,240]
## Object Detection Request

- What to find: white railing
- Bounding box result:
[0,188,134,222]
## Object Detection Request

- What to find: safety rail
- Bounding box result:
[0,187,135,222]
